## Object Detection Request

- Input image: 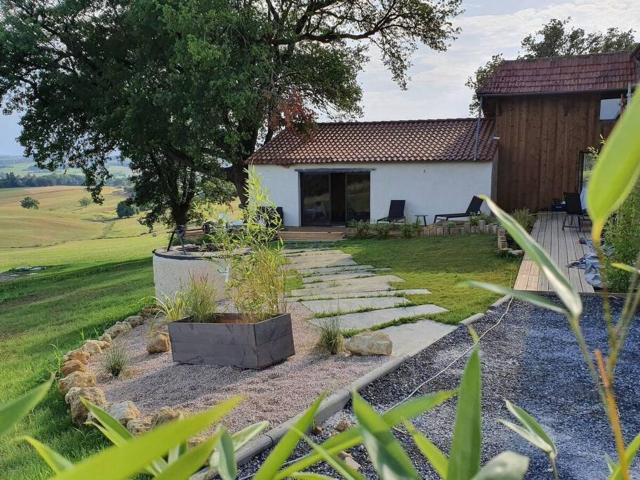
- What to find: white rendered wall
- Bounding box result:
[252,162,494,227]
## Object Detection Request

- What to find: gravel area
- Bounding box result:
[237,296,640,479]
[90,302,385,433]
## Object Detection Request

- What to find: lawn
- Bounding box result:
[340,234,520,324]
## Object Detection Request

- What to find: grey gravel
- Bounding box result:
[237,296,640,479]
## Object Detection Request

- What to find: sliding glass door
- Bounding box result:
[300,171,370,226]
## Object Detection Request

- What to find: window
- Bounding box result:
[600,97,623,120]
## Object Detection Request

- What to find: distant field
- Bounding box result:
[0,156,131,177]
[0,186,161,252]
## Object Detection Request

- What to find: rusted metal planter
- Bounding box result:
[168,313,295,369]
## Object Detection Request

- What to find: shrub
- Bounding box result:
[101,342,130,378]
[604,183,640,292]
[116,200,138,218]
[317,318,343,354]
[348,220,371,239]
[400,222,421,238]
[20,196,39,209]
[512,208,535,232]
[183,275,217,322]
[469,213,480,227]
[78,197,92,207]
[372,222,391,239]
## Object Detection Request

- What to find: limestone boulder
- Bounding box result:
[81,340,104,355]
[127,417,152,435]
[345,331,392,356]
[125,315,145,328]
[152,406,183,427]
[107,401,141,425]
[59,371,96,395]
[104,321,132,340]
[61,359,87,376]
[147,333,170,354]
[65,386,106,425]
[98,333,112,344]
[63,349,90,365]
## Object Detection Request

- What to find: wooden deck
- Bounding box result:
[514,212,595,294]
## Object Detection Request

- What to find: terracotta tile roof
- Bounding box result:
[248,119,497,166]
[478,50,639,96]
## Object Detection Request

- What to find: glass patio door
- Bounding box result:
[301,173,331,226]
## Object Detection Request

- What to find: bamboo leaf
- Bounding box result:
[612,263,640,275]
[255,395,324,480]
[462,281,567,315]
[276,391,456,479]
[0,374,53,437]
[210,421,268,469]
[504,400,556,458]
[471,451,529,480]
[154,434,220,480]
[498,421,552,454]
[22,436,73,473]
[352,391,420,479]
[52,396,241,480]
[447,347,482,480]
[296,429,364,480]
[480,195,582,319]
[588,91,640,244]
[290,474,337,479]
[609,432,640,480]
[403,422,448,479]
[217,429,238,480]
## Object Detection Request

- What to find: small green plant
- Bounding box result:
[512,208,535,232]
[20,196,39,209]
[317,318,343,355]
[400,222,421,238]
[101,342,130,378]
[155,292,189,322]
[447,221,457,229]
[79,197,92,207]
[373,222,391,239]
[349,220,371,239]
[183,275,218,322]
[469,213,480,227]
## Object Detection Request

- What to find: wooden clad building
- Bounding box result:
[478,48,640,212]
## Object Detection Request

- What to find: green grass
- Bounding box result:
[340,235,520,324]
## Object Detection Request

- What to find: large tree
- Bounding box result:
[466,18,637,115]
[0,0,462,226]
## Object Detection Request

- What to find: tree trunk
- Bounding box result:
[171,203,190,227]
[231,160,248,206]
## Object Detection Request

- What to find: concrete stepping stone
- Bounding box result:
[290,275,405,297]
[288,288,431,302]
[301,296,410,315]
[312,304,448,331]
[286,257,356,270]
[285,249,345,257]
[380,321,456,357]
[302,272,376,284]
[299,265,377,276]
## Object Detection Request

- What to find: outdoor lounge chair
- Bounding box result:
[433,196,483,224]
[377,200,406,223]
[562,192,587,230]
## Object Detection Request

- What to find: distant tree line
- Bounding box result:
[0,172,129,188]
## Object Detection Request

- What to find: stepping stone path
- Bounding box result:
[285,248,454,356]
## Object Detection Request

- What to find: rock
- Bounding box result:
[335,418,352,432]
[59,371,96,395]
[104,321,132,340]
[509,249,524,257]
[140,306,160,318]
[345,331,392,356]
[98,333,112,344]
[81,340,103,355]
[152,406,183,427]
[311,424,323,435]
[63,349,90,365]
[126,417,152,435]
[147,333,170,354]
[126,315,145,328]
[107,401,141,425]
[64,387,106,425]
[61,359,87,376]
[338,452,361,471]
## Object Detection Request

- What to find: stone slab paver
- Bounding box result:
[288,288,431,302]
[286,257,356,270]
[300,265,377,276]
[302,272,376,284]
[312,304,448,331]
[379,321,456,356]
[290,275,404,297]
[301,296,410,315]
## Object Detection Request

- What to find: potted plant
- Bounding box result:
[166,168,294,369]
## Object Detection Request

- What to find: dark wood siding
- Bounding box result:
[487,93,616,212]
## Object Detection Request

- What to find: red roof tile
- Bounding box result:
[478,50,639,96]
[248,119,497,165]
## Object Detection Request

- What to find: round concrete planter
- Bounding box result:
[152,248,232,300]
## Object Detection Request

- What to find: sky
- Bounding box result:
[1,0,638,155]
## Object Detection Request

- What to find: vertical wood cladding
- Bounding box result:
[488,94,614,212]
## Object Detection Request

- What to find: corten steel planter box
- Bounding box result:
[168,313,295,369]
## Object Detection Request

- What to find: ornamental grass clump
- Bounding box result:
[155,292,188,322]
[183,275,217,322]
[101,342,130,378]
[317,318,343,355]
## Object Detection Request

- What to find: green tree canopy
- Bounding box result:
[0,0,462,226]
[467,18,637,114]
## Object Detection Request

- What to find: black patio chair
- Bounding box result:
[377,200,406,224]
[562,192,587,230]
[433,196,483,224]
